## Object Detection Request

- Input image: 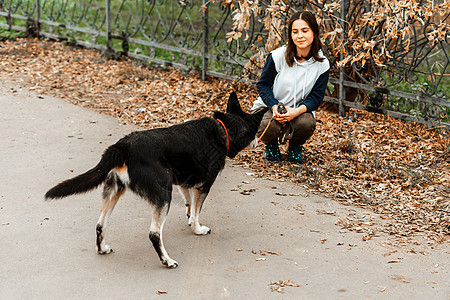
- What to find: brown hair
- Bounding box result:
[285,11,324,67]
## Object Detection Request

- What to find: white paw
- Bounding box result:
[97,244,113,255]
[194,225,211,235]
[163,258,179,268]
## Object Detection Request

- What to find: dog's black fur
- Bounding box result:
[45,92,267,268]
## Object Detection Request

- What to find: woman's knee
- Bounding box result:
[294,113,316,132]
[291,113,316,144]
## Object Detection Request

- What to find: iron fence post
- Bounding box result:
[202,0,209,81]
[338,0,347,117]
[106,0,112,52]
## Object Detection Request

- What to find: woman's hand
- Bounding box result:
[272,105,307,124]
[272,105,285,124]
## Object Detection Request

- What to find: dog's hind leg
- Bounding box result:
[96,171,126,255]
[149,203,178,268]
[177,186,192,221]
[189,188,211,235]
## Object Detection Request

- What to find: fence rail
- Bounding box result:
[1,0,449,128]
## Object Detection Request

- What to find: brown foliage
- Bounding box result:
[226,0,450,79]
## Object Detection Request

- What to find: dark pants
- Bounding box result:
[256,109,316,145]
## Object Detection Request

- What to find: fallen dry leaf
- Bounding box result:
[240,189,256,195]
[275,192,288,196]
[362,234,373,241]
[316,209,336,215]
[264,250,282,256]
[387,259,400,264]
[269,280,300,293]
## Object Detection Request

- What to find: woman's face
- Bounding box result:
[291,19,314,55]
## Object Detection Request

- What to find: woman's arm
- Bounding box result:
[256,54,279,109]
[301,69,330,113]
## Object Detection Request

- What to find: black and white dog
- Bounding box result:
[45,92,267,268]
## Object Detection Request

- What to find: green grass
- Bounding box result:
[382,67,450,122]
[0,27,22,39]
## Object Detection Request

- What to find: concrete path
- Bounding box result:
[0,81,448,299]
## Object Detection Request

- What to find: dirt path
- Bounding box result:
[0,81,448,299]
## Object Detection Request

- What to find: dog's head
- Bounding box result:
[213,92,268,158]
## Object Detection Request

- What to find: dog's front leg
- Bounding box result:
[149,203,178,268]
[189,189,211,235]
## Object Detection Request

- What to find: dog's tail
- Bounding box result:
[45,145,126,200]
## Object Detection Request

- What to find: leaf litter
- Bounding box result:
[0,38,448,246]
[269,280,300,293]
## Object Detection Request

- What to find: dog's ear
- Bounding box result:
[226,92,242,114]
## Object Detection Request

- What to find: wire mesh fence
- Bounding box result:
[0,0,448,128]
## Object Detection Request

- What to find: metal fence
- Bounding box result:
[1,0,449,128]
